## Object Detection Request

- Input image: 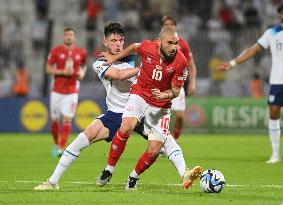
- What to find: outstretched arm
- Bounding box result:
[219,43,263,71]
[104,67,140,80]
[100,44,137,64]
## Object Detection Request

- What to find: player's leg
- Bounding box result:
[97,95,145,186]
[267,104,281,163]
[125,106,169,190]
[49,92,62,156]
[171,87,186,140]
[172,111,185,140]
[126,138,163,191]
[34,119,110,190]
[59,93,78,152]
[163,135,201,189]
[266,85,282,164]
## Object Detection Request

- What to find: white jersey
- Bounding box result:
[93,59,136,113]
[257,25,283,84]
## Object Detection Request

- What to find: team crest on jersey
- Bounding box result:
[166,66,174,74]
[269,95,275,102]
[60,54,66,59]
[146,57,152,64]
[75,54,81,60]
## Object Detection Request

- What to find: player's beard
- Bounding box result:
[160,45,176,62]
[64,40,73,47]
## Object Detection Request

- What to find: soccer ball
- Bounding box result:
[200,169,225,193]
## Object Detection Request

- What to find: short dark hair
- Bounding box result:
[104,22,125,38]
[161,15,177,26]
[64,27,76,33]
[277,4,283,13]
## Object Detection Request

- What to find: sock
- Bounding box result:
[129,169,139,178]
[50,121,60,145]
[59,121,72,149]
[164,135,186,178]
[107,129,130,167]
[49,132,89,185]
[173,128,182,140]
[268,119,281,158]
[134,152,158,175]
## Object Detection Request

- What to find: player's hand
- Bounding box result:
[99,52,116,65]
[62,66,74,76]
[218,62,231,71]
[187,81,196,96]
[151,88,166,100]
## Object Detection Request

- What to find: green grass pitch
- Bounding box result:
[0,133,282,205]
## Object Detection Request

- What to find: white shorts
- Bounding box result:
[171,87,186,111]
[50,92,78,120]
[123,94,170,143]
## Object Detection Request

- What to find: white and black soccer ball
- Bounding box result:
[200,169,225,193]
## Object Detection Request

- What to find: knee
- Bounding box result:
[146,150,159,160]
[120,124,134,135]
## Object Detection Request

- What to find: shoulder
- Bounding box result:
[75,47,87,54]
[179,37,190,47]
[176,50,187,66]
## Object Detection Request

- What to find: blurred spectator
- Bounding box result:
[31,12,48,55]
[218,1,241,31]
[250,73,263,99]
[7,16,24,66]
[12,60,29,97]
[0,23,10,77]
[178,10,202,40]
[34,0,50,17]
[140,1,161,32]
[208,48,226,96]
[80,0,102,55]
[244,2,261,28]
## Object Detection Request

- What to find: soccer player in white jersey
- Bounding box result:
[34,23,195,190]
[219,4,283,164]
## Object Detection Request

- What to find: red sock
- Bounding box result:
[50,121,60,145]
[59,122,72,149]
[108,129,130,166]
[173,128,182,140]
[135,152,158,175]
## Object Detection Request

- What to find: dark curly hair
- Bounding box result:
[104,22,125,37]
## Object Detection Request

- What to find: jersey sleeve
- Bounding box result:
[81,49,87,65]
[47,48,56,65]
[93,60,110,79]
[257,29,271,49]
[135,40,151,56]
[182,40,192,62]
[172,60,187,87]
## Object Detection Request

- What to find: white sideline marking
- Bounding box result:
[1,180,281,188]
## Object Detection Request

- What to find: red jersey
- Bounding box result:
[47,45,86,94]
[178,37,193,63]
[131,40,187,108]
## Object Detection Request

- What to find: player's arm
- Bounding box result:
[46,63,73,76]
[219,43,263,71]
[151,84,181,100]
[187,57,197,96]
[77,65,87,80]
[104,67,140,80]
[99,44,137,64]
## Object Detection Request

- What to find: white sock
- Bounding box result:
[129,169,139,178]
[49,132,89,185]
[105,165,115,173]
[268,119,281,158]
[163,135,186,178]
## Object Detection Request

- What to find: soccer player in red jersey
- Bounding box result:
[161,15,197,141]
[97,28,202,190]
[46,27,87,157]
